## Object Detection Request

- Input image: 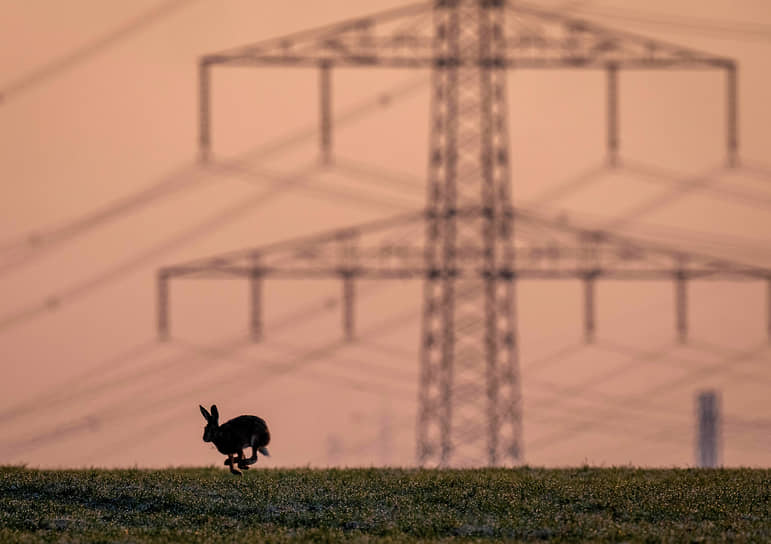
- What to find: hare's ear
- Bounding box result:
[199,405,210,421]
[210,405,219,421]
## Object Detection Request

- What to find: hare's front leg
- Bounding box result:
[226,453,242,476]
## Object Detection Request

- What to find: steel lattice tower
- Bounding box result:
[418,0,520,466]
[156,1,766,467]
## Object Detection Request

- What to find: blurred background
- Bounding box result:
[0,0,769,469]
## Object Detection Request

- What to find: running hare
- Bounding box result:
[199,404,270,475]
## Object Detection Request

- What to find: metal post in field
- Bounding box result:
[696,390,721,468]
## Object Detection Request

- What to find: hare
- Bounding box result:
[199,404,270,475]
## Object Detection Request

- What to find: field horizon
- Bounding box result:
[1,465,769,542]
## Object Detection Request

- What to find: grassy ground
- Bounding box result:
[0,466,768,543]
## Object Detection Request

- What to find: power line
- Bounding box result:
[172,336,418,401]
[687,340,749,357]
[357,339,697,437]
[740,161,771,181]
[0,268,411,428]
[312,302,764,451]
[331,156,426,197]
[624,410,771,464]
[174,329,419,391]
[334,156,771,272]
[623,159,771,215]
[723,416,771,431]
[580,416,770,465]
[309,351,417,386]
[520,329,768,450]
[322,153,769,264]
[327,156,771,264]
[523,163,610,209]
[212,160,421,212]
[523,340,678,412]
[0,0,200,104]
[537,206,771,265]
[526,374,692,426]
[0,77,429,353]
[597,340,770,385]
[1,153,429,414]
[0,163,208,272]
[233,76,428,165]
[601,164,726,230]
[358,336,589,378]
[524,391,692,446]
[163,300,422,406]
[0,160,199,254]
[530,338,765,456]
[526,341,769,455]
[0,162,325,335]
[0,334,249,460]
[521,342,591,375]
[423,311,764,459]
[570,4,771,42]
[0,75,428,271]
[452,339,697,439]
[519,343,769,450]
[1,276,420,459]
[0,339,159,424]
[0,336,248,435]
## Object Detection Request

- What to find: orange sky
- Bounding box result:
[0,0,769,469]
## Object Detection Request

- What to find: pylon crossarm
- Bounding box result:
[505,1,732,70]
[203,2,433,67]
[512,208,770,279]
[161,208,427,272]
[161,266,770,281]
[159,206,771,282]
[202,1,731,70]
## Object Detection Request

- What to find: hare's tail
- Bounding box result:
[258,447,270,457]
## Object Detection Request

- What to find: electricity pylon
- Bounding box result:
[157,1,765,467]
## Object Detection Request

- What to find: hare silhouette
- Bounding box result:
[200,404,270,475]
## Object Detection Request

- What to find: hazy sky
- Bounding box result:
[0,0,769,469]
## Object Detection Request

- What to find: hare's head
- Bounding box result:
[199,404,219,443]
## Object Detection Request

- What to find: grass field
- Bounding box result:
[1,466,768,543]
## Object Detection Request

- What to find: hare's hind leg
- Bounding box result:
[226,453,242,476]
[242,448,258,466]
[240,438,259,466]
[224,450,250,469]
[236,448,251,470]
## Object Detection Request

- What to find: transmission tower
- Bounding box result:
[156,1,769,467]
